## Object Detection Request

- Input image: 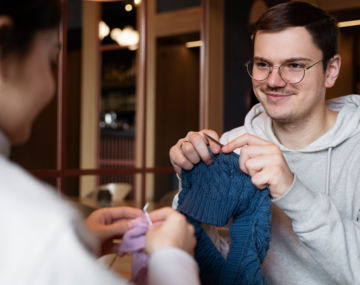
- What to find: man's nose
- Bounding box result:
[267,66,287,87]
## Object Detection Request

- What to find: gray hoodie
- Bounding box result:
[220,94,360,285]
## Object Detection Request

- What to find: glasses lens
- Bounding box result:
[247,61,269,81]
[279,63,305,84]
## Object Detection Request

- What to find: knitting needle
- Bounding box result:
[110,203,152,270]
[141,202,153,226]
[204,133,224,147]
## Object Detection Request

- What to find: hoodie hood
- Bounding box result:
[244,94,360,152]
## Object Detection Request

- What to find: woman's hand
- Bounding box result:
[146,207,196,256]
[85,206,141,256]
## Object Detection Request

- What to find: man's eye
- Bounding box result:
[255,62,269,69]
[287,62,305,70]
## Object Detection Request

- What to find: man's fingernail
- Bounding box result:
[206,159,213,165]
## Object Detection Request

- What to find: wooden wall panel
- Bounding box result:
[80,2,100,198]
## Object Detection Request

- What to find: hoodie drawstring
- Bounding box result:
[325,147,333,195]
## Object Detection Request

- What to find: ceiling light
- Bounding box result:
[99,21,110,40]
[110,26,139,48]
[84,0,123,2]
[134,0,141,5]
[337,19,360,28]
[125,4,133,12]
[128,45,138,51]
[110,28,122,43]
[119,26,139,46]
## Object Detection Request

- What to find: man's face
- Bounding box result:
[252,26,327,124]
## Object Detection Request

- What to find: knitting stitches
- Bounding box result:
[178,150,271,285]
[119,217,150,285]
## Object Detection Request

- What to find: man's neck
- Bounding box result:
[272,107,338,150]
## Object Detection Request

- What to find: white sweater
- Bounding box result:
[0,131,199,285]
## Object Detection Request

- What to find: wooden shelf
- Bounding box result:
[100,129,135,137]
[100,43,130,52]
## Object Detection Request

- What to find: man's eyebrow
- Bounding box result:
[253,56,270,63]
[283,57,312,63]
[253,56,312,63]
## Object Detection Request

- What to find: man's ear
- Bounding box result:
[324,54,341,88]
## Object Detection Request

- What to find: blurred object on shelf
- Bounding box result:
[85,182,133,207]
[99,111,134,132]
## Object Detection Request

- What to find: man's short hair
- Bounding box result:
[252,1,338,69]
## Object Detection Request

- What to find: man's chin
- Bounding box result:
[264,109,295,124]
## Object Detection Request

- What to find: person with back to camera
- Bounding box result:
[0,1,200,284]
[170,2,360,284]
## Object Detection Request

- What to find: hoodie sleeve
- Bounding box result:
[273,175,360,284]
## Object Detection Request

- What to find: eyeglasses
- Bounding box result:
[245,59,323,84]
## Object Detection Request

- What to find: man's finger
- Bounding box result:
[201,130,222,154]
[186,132,213,165]
[222,133,270,153]
[181,142,201,165]
[169,145,194,173]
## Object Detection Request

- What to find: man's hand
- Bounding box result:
[169,129,222,175]
[85,207,141,256]
[146,208,196,256]
[222,133,294,199]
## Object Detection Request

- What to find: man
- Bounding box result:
[170,2,360,284]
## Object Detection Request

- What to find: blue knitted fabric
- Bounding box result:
[177,151,271,285]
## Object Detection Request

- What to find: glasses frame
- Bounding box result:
[245,59,323,84]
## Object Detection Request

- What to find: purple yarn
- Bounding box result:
[120,217,150,285]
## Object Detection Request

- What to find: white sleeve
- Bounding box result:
[23,223,128,285]
[172,173,182,209]
[148,248,200,285]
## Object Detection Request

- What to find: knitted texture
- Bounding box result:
[177,150,271,285]
[119,217,150,285]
